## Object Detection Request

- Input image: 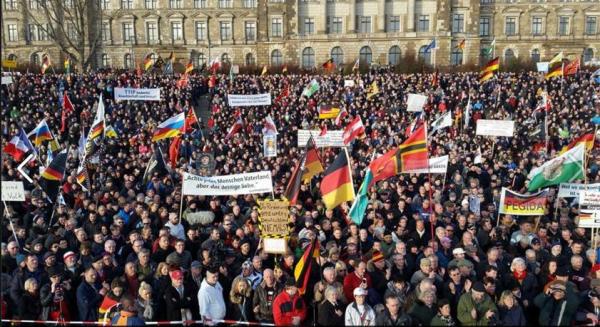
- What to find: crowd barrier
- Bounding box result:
[1,318,276,326]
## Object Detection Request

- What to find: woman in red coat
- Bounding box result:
[272,279,306,326]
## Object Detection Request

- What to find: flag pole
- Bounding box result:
[3,201,20,248]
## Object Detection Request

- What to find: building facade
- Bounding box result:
[1,0,599,70]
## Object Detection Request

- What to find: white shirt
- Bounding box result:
[345,302,376,326]
[197,279,226,325]
[165,221,186,240]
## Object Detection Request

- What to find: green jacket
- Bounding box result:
[457,292,498,326]
[534,291,580,326]
[430,314,456,326]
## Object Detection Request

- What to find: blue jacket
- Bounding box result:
[76,281,103,321]
[111,311,146,326]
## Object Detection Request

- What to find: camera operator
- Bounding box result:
[576,279,600,325]
[40,267,71,321]
[534,280,580,326]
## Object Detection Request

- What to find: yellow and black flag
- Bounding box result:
[320,148,355,209]
[39,149,68,203]
[294,237,320,295]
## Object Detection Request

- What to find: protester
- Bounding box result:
[344,287,375,326]
[272,278,306,326]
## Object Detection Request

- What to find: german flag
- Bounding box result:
[39,149,67,202]
[294,238,320,295]
[320,148,355,209]
[482,57,499,73]
[322,58,334,72]
[261,65,268,76]
[560,133,595,154]
[302,136,323,182]
[318,104,341,119]
[41,55,51,74]
[143,54,153,70]
[185,61,194,74]
[98,294,119,324]
[456,39,466,51]
[545,64,563,79]
[76,165,89,192]
[90,121,104,139]
[479,70,494,83]
[368,124,428,187]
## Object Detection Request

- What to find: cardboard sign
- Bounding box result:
[263,238,288,254]
[476,119,515,137]
[407,94,427,112]
[1,181,25,201]
[258,199,289,237]
[196,153,215,176]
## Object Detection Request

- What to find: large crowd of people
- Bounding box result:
[1,66,600,326]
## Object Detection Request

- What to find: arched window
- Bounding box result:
[221,53,230,63]
[331,47,344,66]
[451,48,463,66]
[245,53,255,66]
[584,48,594,63]
[302,47,315,68]
[359,46,372,65]
[388,46,401,66]
[7,54,17,61]
[31,53,40,65]
[418,46,431,65]
[150,53,158,62]
[531,49,540,63]
[191,52,206,67]
[271,50,283,66]
[101,53,110,67]
[124,54,133,69]
[504,49,516,63]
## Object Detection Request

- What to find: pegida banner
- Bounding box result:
[499,188,548,216]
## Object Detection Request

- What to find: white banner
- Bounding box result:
[407,94,427,112]
[1,76,13,85]
[263,134,277,157]
[403,155,449,174]
[579,191,600,228]
[537,62,549,72]
[558,183,600,198]
[114,88,161,101]
[476,119,515,137]
[344,80,355,87]
[227,93,272,107]
[297,130,344,148]
[1,181,25,201]
[182,171,273,196]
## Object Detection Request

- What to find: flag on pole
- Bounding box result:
[352,58,360,72]
[320,148,355,209]
[322,59,335,72]
[349,155,374,225]
[169,136,182,168]
[28,119,53,146]
[89,94,105,140]
[559,133,595,154]
[64,58,70,74]
[282,65,288,74]
[484,38,496,56]
[163,52,174,74]
[302,79,320,98]
[39,149,68,203]
[76,165,89,192]
[302,136,324,183]
[563,58,580,76]
[143,146,171,184]
[430,111,453,134]
[262,115,278,135]
[143,54,153,70]
[261,65,268,76]
[335,107,348,127]
[366,81,379,100]
[3,128,35,161]
[274,85,290,104]
[545,64,563,79]
[425,38,437,52]
[185,61,194,74]
[318,104,341,119]
[209,57,221,73]
[456,39,466,50]
[225,117,243,139]
[342,116,365,145]
[184,107,198,133]
[152,112,185,142]
[41,55,51,74]
[105,126,118,138]
[527,143,585,191]
[548,52,564,66]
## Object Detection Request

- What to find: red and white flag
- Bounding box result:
[209,57,221,73]
[335,108,348,126]
[319,124,328,136]
[342,116,365,145]
[263,114,278,135]
[226,117,243,139]
[61,92,75,133]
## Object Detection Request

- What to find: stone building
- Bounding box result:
[1,0,599,70]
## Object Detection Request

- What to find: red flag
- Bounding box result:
[207,118,215,129]
[61,92,75,133]
[320,124,327,136]
[177,73,189,89]
[342,116,365,145]
[275,85,289,104]
[169,136,182,167]
[209,74,217,88]
[226,117,243,139]
[564,58,580,76]
[185,107,197,133]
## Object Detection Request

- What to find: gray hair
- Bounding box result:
[510,257,526,271]
[324,285,338,300]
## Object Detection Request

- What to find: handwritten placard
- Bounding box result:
[1,181,25,201]
[258,199,289,237]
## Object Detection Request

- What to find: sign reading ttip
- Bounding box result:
[499,188,548,216]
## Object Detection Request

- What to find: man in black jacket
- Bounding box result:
[376,294,413,326]
[252,268,281,323]
[163,269,194,321]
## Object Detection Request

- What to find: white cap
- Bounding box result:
[353,287,368,296]
[452,248,466,255]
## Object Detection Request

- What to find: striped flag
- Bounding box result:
[284,137,323,204]
[456,39,466,50]
[76,165,90,192]
[563,58,580,76]
[185,61,194,74]
[349,154,374,225]
[152,112,185,142]
[342,116,365,145]
[41,55,51,74]
[39,149,68,202]
[143,54,153,70]
[294,238,320,295]
[320,148,355,209]
[28,119,54,146]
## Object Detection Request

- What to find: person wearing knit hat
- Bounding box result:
[457,280,498,325]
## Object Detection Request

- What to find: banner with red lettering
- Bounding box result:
[499,188,548,216]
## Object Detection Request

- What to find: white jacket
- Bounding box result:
[197,279,226,325]
[344,302,376,326]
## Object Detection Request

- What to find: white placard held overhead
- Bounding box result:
[344,80,355,87]
[476,119,515,137]
[407,94,428,112]
[114,88,161,101]
[182,171,273,196]
[537,62,549,72]
[263,134,277,157]
[1,181,25,201]
[558,183,600,198]
[1,76,13,85]
[297,130,345,148]
[227,93,272,107]
[402,156,449,174]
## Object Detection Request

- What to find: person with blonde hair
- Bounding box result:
[228,276,253,322]
[498,290,526,326]
[135,282,155,322]
[409,289,437,325]
[18,277,42,320]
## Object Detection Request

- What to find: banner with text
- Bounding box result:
[227,93,272,107]
[182,171,273,196]
[257,199,289,238]
[476,119,515,137]
[499,188,548,215]
[579,191,600,228]
[114,88,161,101]
[402,155,449,174]
[263,134,277,157]
[558,183,600,198]
[407,94,428,112]
[297,130,344,148]
[1,181,25,201]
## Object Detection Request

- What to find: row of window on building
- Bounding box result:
[480,15,598,36]
[3,0,262,11]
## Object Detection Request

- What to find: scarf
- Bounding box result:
[513,270,527,282]
[437,314,456,326]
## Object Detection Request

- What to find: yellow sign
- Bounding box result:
[2,60,17,69]
[258,199,289,237]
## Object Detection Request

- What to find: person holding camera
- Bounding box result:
[575,279,600,325]
[40,267,71,321]
[534,280,580,326]
[457,281,498,326]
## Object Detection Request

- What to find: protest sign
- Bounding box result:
[258,199,289,238]
[297,130,344,148]
[227,93,272,107]
[407,94,427,112]
[476,119,515,137]
[499,188,548,216]
[264,134,277,157]
[402,156,449,174]
[182,171,273,196]
[558,183,600,198]
[1,181,25,201]
[114,88,161,101]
